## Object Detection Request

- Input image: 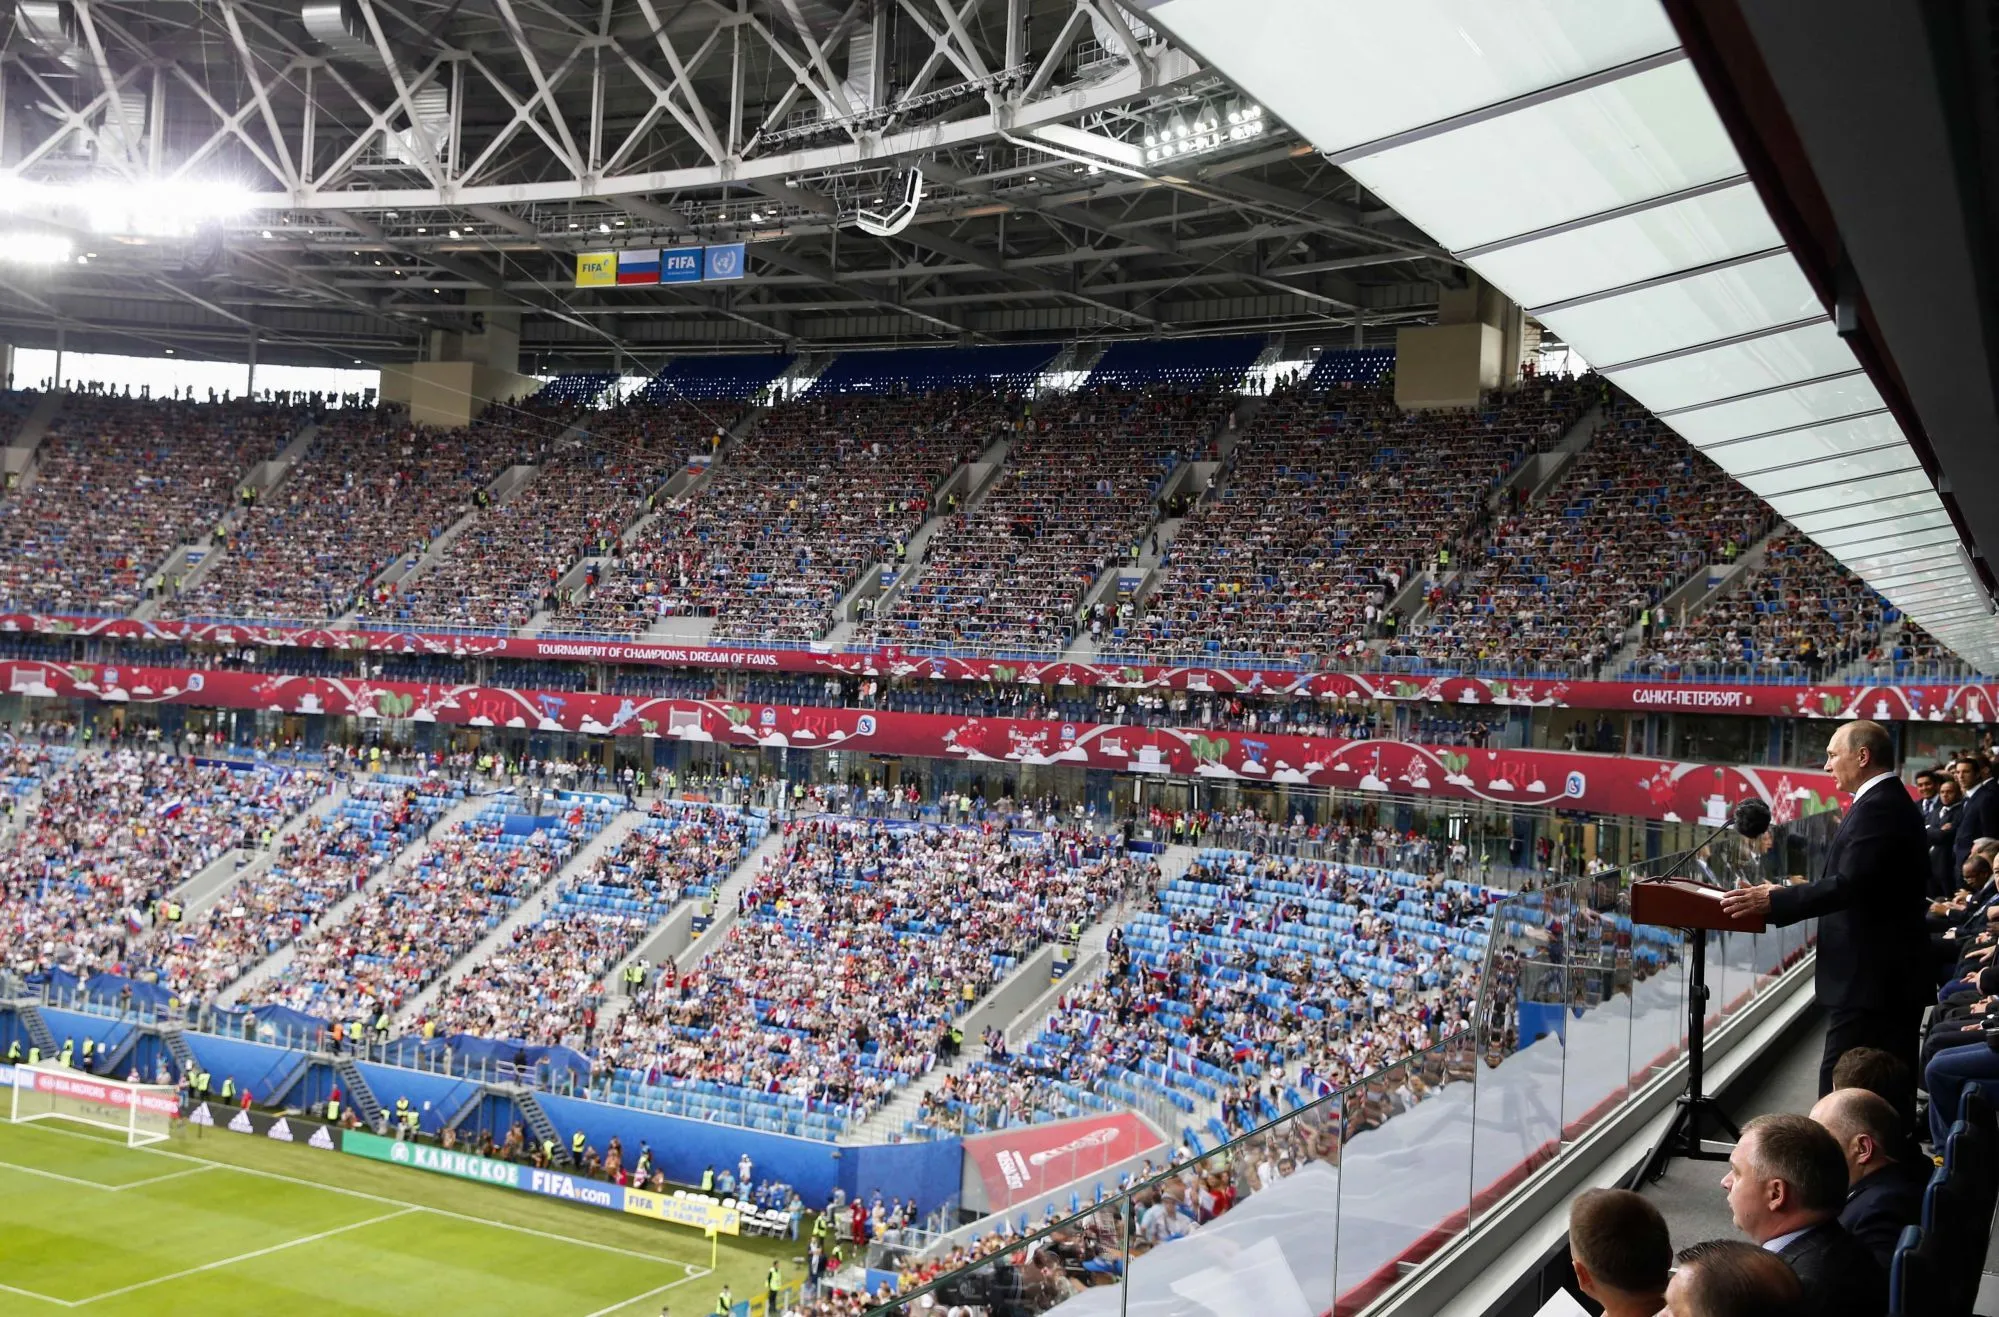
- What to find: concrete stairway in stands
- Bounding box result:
[391,807,649,1029]
[216,792,490,1007]
[333,1055,384,1127]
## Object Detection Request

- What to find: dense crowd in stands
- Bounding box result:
[595,819,1153,1129]
[245,795,575,1022]
[0,750,327,980]
[1392,402,1773,672]
[392,401,726,630]
[1628,532,1938,678]
[569,390,1016,640]
[133,776,457,1001]
[163,403,522,622]
[421,802,757,1047]
[858,386,1233,653]
[1105,376,1592,663]
[0,395,305,615]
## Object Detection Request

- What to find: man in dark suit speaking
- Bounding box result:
[1721,720,1929,1103]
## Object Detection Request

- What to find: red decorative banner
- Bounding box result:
[10,660,1849,825]
[1,613,1985,719]
[961,1112,1165,1209]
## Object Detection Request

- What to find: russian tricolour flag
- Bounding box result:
[617,249,661,286]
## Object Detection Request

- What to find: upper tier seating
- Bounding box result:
[635,354,794,403]
[857,386,1233,654]
[1106,376,1592,664]
[571,391,1013,641]
[0,396,304,615]
[390,403,698,630]
[1391,400,1774,674]
[161,404,529,623]
[593,818,1153,1136]
[1087,336,1264,390]
[532,373,617,405]
[1629,532,1938,678]
[805,344,1060,397]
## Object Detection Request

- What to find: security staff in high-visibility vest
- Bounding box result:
[325,1095,341,1124]
[712,1285,731,1317]
[4,1040,18,1063]
[219,1076,235,1103]
[25,1045,39,1066]
[570,1130,586,1162]
[80,1037,94,1070]
[401,1104,419,1137]
[701,1165,716,1193]
[373,1011,391,1047]
[540,1137,556,1164]
[395,1097,413,1137]
[766,1264,781,1314]
[58,1038,73,1068]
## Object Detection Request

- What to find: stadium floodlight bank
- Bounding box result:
[8,1063,178,1146]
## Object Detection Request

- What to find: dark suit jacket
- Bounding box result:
[1955,780,1999,870]
[1768,776,1931,1009]
[1838,1161,1929,1271]
[1775,1220,1887,1317]
[1930,799,1965,894]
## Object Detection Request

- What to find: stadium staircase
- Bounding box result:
[159,1023,197,1078]
[528,402,770,635]
[0,389,71,491]
[252,1051,311,1108]
[390,805,649,1028]
[16,1002,57,1056]
[332,1055,385,1128]
[514,1088,566,1161]
[94,1026,142,1079]
[1602,525,1780,676]
[440,1083,486,1137]
[214,791,491,1007]
[663,826,790,975]
[336,458,546,625]
[181,782,354,922]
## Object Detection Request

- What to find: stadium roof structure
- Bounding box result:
[0,0,1456,365]
[1135,0,1999,673]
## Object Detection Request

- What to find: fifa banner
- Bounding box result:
[575,243,746,288]
[341,1131,626,1215]
[623,1187,742,1235]
[186,1100,340,1152]
[31,1068,180,1119]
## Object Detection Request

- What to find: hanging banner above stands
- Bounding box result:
[0,611,1990,719]
[572,245,746,288]
[0,658,1852,825]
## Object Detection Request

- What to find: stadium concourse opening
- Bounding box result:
[2,1,1999,1316]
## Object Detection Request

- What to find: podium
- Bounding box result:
[1632,878,1764,1181]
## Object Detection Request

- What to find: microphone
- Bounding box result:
[1638,797,1774,885]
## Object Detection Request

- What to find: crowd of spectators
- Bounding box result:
[132,776,457,1001]
[0,749,328,980]
[392,401,725,630]
[915,850,1490,1138]
[595,818,1153,1130]
[1628,533,1938,679]
[568,390,1017,640]
[162,403,526,623]
[245,796,574,1023]
[420,803,758,1048]
[0,395,306,615]
[857,386,1233,654]
[1103,376,1593,664]
[1392,401,1773,673]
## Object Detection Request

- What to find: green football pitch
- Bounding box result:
[0,1116,802,1315]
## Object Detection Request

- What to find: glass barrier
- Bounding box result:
[857,813,1832,1317]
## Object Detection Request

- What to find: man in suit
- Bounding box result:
[1722,720,1929,1103]
[1808,1087,1928,1270]
[1953,753,1998,873]
[1720,1113,1884,1317]
[1930,775,1965,896]
[1662,1240,1803,1317]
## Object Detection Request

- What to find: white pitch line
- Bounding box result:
[69,1207,419,1306]
[0,1157,218,1193]
[17,1122,723,1268]
[576,1265,712,1317]
[0,1280,72,1308]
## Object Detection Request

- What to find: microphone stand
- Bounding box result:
[1633,808,1766,1184]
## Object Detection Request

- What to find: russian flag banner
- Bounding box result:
[617,249,661,285]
